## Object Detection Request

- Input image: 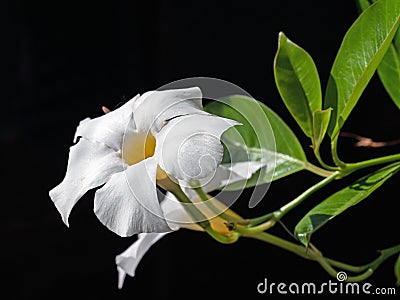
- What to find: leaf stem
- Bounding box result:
[344,153,400,175]
[331,135,346,169]
[237,171,340,234]
[170,186,210,230]
[305,161,337,176]
[368,244,400,271]
[315,256,374,282]
[190,183,246,224]
[246,213,274,226]
[325,258,368,273]
[170,184,239,244]
[277,171,340,219]
[243,231,311,260]
[244,232,400,282]
[316,244,400,281]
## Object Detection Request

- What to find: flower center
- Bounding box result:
[122,133,155,165]
[122,132,168,180]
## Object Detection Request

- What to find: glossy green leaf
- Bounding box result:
[274,32,322,137]
[325,0,400,138]
[205,95,308,190]
[312,108,332,155]
[295,161,400,246]
[395,254,400,286]
[377,29,400,109]
[357,0,400,109]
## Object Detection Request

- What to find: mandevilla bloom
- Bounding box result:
[49,87,242,237]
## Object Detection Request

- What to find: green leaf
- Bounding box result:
[395,254,400,286]
[377,29,400,109]
[312,108,332,155]
[356,0,374,11]
[357,0,400,109]
[295,161,400,246]
[325,0,400,138]
[274,32,322,138]
[205,95,308,190]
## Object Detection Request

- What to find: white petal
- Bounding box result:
[156,114,240,181]
[117,266,127,289]
[115,193,199,289]
[94,156,171,237]
[133,87,207,134]
[73,117,90,142]
[116,232,168,288]
[212,161,266,190]
[183,161,266,196]
[74,95,139,150]
[49,138,124,226]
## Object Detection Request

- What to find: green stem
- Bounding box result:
[308,243,368,274]
[313,152,339,172]
[344,153,400,175]
[278,171,340,219]
[191,184,245,224]
[347,269,374,282]
[247,232,347,277]
[243,232,311,260]
[239,171,340,234]
[235,216,277,234]
[247,213,274,226]
[170,186,210,230]
[170,185,240,244]
[323,244,400,274]
[331,135,346,169]
[368,244,400,271]
[305,161,338,176]
[325,258,368,273]
[245,232,398,282]
[315,257,374,282]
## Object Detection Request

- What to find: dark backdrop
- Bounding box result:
[3,1,400,299]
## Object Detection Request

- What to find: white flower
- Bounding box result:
[115,160,264,288]
[49,87,240,237]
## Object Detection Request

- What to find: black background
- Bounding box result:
[3,0,400,299]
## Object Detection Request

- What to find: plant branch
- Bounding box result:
[344,153,400,175]
[331,135,346,169]
[277,171,340,219]
[305,161,338,176]
[190,183,246,224]
[236,171,340,234]
[170,184,239,244]
[244,232,400,282]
